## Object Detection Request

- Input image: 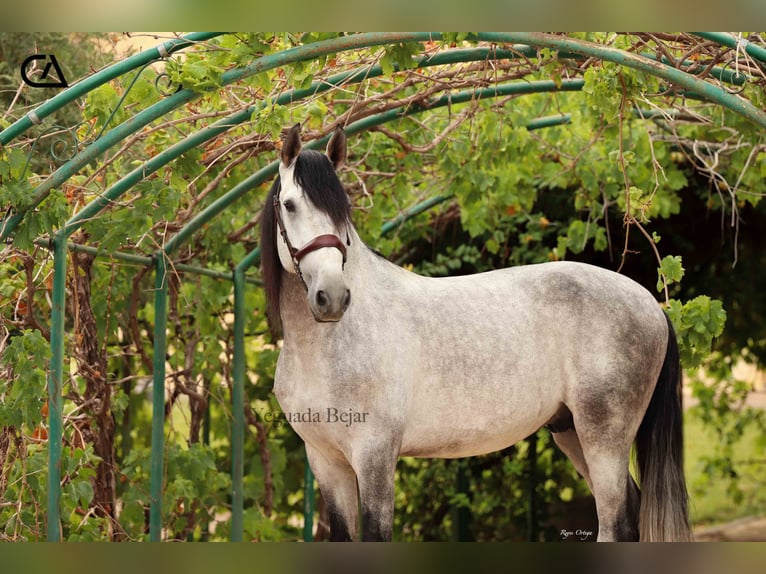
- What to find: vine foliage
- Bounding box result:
[1,32,765,540]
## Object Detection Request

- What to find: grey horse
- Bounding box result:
[259,125,690,542]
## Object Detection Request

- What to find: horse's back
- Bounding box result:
[408,260,666,357]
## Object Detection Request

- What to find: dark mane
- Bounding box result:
[260,178,282,340]
[259,150,351,339]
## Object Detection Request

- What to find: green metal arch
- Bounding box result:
[2,33,763,243]
[2,32,764,542]
[694,32,766,64]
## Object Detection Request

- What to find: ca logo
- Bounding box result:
[21,54,69,88]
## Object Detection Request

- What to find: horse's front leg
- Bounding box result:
[353,448,398,541]
[306,444,359,541]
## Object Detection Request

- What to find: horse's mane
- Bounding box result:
[260,149,351,339]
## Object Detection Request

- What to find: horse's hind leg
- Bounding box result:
[582,445,640,541]
[552,427,640,541]
[551,428,593,491]
[306,444,359,541]
[571,420,641,542]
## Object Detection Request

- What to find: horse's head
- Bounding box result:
[271,124,352,323]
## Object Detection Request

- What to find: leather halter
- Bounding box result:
[273,188,348,291]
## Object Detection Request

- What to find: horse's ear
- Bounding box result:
[326,126,347,170]
[281,124,302,167]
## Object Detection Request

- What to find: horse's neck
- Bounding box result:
[278,272,315,339]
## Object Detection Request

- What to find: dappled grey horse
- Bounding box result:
[259,125,690,542]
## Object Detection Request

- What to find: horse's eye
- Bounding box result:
[283,200,296,213]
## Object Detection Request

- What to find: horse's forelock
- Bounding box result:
[293,150,351,228]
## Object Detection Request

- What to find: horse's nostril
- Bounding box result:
[316,290,328,308]
[343,289,351,310]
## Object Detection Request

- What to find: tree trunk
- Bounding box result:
[70,252,120,539]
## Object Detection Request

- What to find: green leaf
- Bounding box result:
[0,330,50,429]
[74,480,94,507]
[380,53,394,76]
[658,255,684,292]
[666,296,726,368]
[7,148,28,178]
[593,227,607,251]
[565,220,588,254]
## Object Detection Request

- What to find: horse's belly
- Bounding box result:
[399,423,538,458]
[399,387,556,458]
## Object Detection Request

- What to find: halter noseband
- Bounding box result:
[273,188,348,291]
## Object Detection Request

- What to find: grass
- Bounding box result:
[684,410,766,528]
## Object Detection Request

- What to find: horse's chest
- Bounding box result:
[272,338,408,440]
[272,350,378,447]
[273,346,370,408]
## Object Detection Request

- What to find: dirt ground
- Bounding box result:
[694,516,766,542]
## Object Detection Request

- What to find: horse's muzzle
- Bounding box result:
[311,286,351,322]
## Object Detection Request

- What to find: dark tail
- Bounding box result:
[635,313,692,541]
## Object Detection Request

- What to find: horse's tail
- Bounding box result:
[635,313,692,541]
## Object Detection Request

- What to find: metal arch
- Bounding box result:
[479,32,766,129]
[3,32,761,244]
[3,32,763,542]
[160,79,584,259]
[46,35,766,544]
[57,46,551,244]
[4,42,549,246]
[693,32,766,65]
